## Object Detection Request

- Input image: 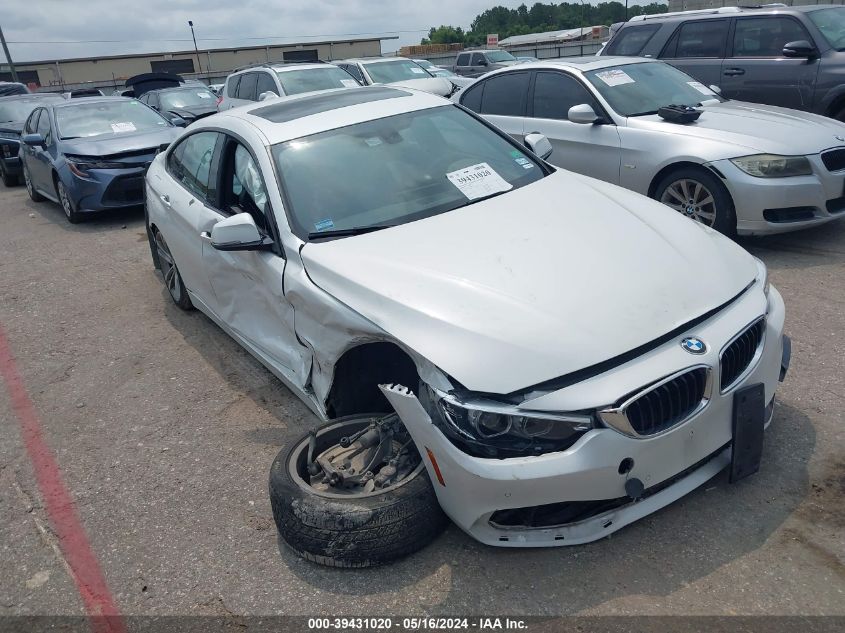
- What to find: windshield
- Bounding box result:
[585,62,725,117]
[276,67,360,96]
[56,100,171,139]
[159,88,217,110]
[273,105,545,240]
[431,68,456,77]
[0,99,60,123]
[363,60,433,84]
[415,60,435,69]
[487,50,516,63]
[809,7,845,50]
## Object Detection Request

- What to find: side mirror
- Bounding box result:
[170,115,187,127]
[22,133,44,147]
[208,212,270,251]
[524,132,553,160]
[258,91,279,102]
[568,103,600,124]
[783,40,817,58]
[709,84,722,95]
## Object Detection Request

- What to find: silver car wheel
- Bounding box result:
[154,231,182,303]
[58,182,73,218]
[24,166,33,196]
[660,178,717,227]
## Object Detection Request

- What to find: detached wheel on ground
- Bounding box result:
[153,229,193,310]
[270,414,448,568]
[23,164,44,202]
[0,162,18,187]
[57,179,82,224]
[654,166,736,238]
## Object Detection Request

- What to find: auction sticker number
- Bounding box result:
[446,162,512,200]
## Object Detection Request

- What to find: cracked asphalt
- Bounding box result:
[0,183,843,618]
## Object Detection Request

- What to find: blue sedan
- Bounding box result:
[19,97,182,223]
[0,93,65,186]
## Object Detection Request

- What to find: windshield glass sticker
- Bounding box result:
[687,81,714,96]
[446,162,513,200]
[595,69,634,87]
[510,149,526,159]
[364,137,382,147]
[340,79,359,88]
[514,157,533,170]
[314,218,334,232]
[110,122,137,133]
[410,67,425,74]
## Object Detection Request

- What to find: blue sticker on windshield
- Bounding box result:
[314,218,334,232]
[514,157,533,169]
[510,150,525,159]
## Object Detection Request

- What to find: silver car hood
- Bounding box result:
[628,100,845,156]
[301,171,757,394]
[387,77,455,97]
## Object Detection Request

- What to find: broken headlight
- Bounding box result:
[420,385,594,459]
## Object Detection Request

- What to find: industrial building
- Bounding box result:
[0,36,395,91]
[498,25,609,48]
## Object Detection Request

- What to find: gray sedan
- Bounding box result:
[456,56,845,236]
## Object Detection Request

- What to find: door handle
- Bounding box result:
[159,194,171,207]
[723,68,745,76]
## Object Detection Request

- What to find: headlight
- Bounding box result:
[420,385,593,458]
[66,156,128,176]
[731,154,812,178]
[753,256,770,297]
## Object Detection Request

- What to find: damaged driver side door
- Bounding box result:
[200,134,306,385]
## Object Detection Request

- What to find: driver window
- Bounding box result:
[222,140,270,234]
[532,72,600,121]
[36,109,52,145]
[25,109,41,134]
[471,53,485,65]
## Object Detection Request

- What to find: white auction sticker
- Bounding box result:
[110,122,137,133]
[410,67,425,74]
[340,79,359,88]
[446,162,512,200]
[197,92,212,98]
[687,81,713,96]
[595,69,634,87]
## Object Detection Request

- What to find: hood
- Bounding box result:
[0,121,24,134]
[493,60,522,67]
[301,171,757,394]
[387,77,455,97]
[166,105,218,121]
[60,126,181,157]
[629,100,845,156]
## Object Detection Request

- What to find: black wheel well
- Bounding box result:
[648,161,714,198]
[325,342,419,418]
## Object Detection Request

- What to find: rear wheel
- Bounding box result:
[57,179,82,224]
[270,414,448,568]
[23,164,44,202]
[654,167,736,238]
[154,230,192,310]
[0,161,18,187]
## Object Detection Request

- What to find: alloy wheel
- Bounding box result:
[659,178,717,227]
[58,182,73,219]
[154,231,182,303]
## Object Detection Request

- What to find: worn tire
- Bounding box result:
[270,416,449,568]
[0,162,18,187]
[23,164,45,202]
[653,166,736,238]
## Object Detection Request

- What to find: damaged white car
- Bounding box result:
[144,86,790,567]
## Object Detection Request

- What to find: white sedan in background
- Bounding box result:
[145,86,789,567]
[457,57,845,236]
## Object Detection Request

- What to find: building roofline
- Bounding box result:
[5,36,399,67]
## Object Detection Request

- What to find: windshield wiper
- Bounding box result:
[628,109,659,117]
[308,225,395,240]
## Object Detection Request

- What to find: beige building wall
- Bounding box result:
[10,40,383,88]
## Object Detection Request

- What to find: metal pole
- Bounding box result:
[0,24,19,82]
[188,20,203,74]
[626,0,629,21]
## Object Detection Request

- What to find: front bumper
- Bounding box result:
[710,156,845,235]
[381,285,787,547]
[63,165,148,212]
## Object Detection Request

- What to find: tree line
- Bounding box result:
[421,2,668,46]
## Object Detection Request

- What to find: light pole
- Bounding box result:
[0,23,19,83]
[188,20,203,75]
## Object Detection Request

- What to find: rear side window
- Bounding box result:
[24,108,41,134]
[36,109,52,145]
[236,73,259,100]
[471,53,485,65]
[459,82,483,111]
[732,17,811,57]
[167,131,220,202]
[479,72,529,116]
[663,19,729,58]
[606,24,661,56]
[226,75,241,98]
[456,53,470,66]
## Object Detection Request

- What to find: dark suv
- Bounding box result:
[601,5,845,120]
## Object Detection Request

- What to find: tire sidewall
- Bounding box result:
[57,179,81,223]
[655,167,736,238]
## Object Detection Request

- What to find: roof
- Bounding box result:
[499,27,607,47]
[216,85,447,145]
[512,56,650,72]
[335,57,409,64]
[627,3,840,23]
[0,93,64,102]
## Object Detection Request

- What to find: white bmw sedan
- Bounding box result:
[144,86,790,567]
[456,57,845,236]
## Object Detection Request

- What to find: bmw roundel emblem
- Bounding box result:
[681,337,707,354]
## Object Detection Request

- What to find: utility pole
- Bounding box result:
[0,23,19,82]
[188,20,203,75]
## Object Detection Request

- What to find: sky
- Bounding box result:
[1,0,653,63]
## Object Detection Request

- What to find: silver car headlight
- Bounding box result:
[420,385,594,458]
[731,154,812,178]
